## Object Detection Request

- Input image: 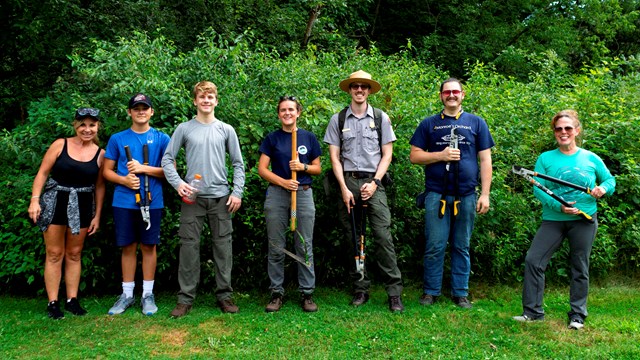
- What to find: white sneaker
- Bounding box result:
[513,314,542,322]
[568,317,585,330]
[141,293,158,316]
[108,294,135,315]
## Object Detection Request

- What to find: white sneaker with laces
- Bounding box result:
[141,293,158,316]
[568,318,584,330]
[108,293,135,315]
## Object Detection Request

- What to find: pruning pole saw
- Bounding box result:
[512,165,594,223]
[124,145,151,230]
[350,200,368,281]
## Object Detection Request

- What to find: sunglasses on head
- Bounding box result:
[441,90,462,97]
[349,83,371,90]
[554,126,575,133]
[279,96,297,102]
[75,107,100,119]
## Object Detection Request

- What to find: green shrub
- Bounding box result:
[1,31,639,295]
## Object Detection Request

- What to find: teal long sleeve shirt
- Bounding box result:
[534,148,615,221]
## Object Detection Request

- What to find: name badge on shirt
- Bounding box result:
[342,128,350,132]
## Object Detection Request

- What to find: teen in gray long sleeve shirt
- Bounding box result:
[163,81,245,317]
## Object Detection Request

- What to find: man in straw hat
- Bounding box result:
[323,70,404,312]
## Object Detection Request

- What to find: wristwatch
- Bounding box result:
[304,164,308,171]
[373,178,382,187]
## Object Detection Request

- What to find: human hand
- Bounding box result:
[227,195,242,213]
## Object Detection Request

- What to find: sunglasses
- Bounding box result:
[279,96,297,101]
[441,90,462,97]
[349,83,371,90]
[75,107,100,119]
[554,126,575,133]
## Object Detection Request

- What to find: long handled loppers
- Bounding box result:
[124,145,151,230]
[350,200,368,281]
[512,165,594,223]
[439,127,460,219]
[269,128,311,268]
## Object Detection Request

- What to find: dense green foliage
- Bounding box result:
[1,31,639,295]
[3,0,639,128]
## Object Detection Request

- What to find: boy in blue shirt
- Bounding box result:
[103,94,170,315]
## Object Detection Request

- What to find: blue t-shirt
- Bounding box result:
[409,111,495,196]
[105,128,171,209]
[259,128,321,186]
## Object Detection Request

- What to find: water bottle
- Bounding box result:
[182,174,203,204]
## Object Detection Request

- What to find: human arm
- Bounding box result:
[125,160,165,179]
[329,144,354,212]
[409,144,460,165]
[259,153,300,191]
[102,158,140,190]
[28,139,64,223]
[89,149,106,235]
[360,142,393,201]
[161,129,187,193]
[290,157,321,176]
[476,148,492,214]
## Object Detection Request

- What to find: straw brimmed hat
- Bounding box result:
[339,70,382,94]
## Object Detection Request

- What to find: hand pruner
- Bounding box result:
[124,145,151,230]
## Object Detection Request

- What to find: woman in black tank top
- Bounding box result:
[27,108,106,319]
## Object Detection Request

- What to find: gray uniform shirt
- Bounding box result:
[323,105,396,173]
[162,118,245,198]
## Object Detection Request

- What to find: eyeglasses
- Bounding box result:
[349,83,371,90]
[75,107,100,119]
[441,90,462,97]
[554,126,575,133]
[279,96,297,101]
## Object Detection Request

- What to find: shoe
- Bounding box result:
[568,317,585,330]
[218,298,239,313]
[47,300,64,320]
[419,294,436,306]
[170,303,192,318]
[453,296,473,309]
[265,294,283,313]
[108,294,135,315]
[141,294,158,316]
[65,297,87,316]
[388,295,404,312]
[301,294,318,312]
[351,292,369,306]
[513,314,543,322]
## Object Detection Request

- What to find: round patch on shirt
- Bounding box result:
[298,145,308,155]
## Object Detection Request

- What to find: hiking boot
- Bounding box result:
[141,294,158,316]
[453,296,473,309]
[301,294,318,312]
[218,298,239,314]
[65,297,87,316]
[568,317,585,330]
[108,293,135,315]
[265,294,283,313]
[388,295,404,312]
[351,292,369,307]
[47,300,64,320]
[170,303,192,318]
[513,314,543,322]
[419,294,436,306]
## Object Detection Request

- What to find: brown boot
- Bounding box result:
[218,298,239,313]
[170,303,192,318]
[265,294,283,313]
[301,294,318,312]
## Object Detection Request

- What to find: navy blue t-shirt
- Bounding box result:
[259,128,322,186]
[409,112,494,196]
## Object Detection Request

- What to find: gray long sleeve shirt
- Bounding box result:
[162,118,245,199]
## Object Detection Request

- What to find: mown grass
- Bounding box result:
[1,279,639,359]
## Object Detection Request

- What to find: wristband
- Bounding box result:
[304,164,308,171]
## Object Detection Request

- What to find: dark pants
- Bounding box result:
[337,176,403,296]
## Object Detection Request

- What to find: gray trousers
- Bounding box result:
[522,214,598,320]
[265,185,316,295]
[177,196,234,304]
[337,177,403,296]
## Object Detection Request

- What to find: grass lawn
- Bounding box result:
[1,279,639,359]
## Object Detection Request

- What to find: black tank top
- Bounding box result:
[50,139,101,187]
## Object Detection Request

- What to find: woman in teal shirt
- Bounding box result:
[513,109,615,330]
